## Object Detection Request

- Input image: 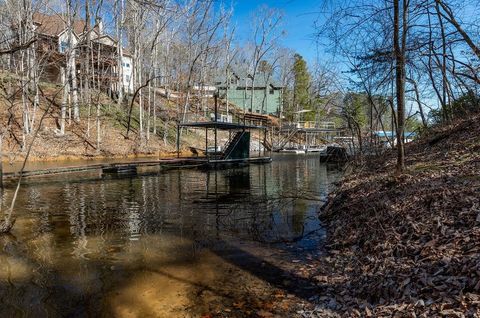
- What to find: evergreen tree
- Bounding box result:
[292,54,311,121]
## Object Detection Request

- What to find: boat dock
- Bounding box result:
[2,156,272,181]
[1,96,273,183]
[274,121,345,152]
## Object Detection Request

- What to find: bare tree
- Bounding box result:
[248,6,283,114]
[318,0,478,169]
[179,0,227,124]
[434,0,480,59]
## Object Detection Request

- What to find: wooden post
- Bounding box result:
[214,93,218,122]
[214,128,217,160]
[263,128,266,157]
[306,132,309,153]
[176,124,180,158]
[205,128,208,162]
[214,93,217,160]
[258,130,261,157]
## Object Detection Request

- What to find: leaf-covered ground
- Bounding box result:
[318,113,480,317]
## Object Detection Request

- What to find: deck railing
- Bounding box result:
[282,121,336,130]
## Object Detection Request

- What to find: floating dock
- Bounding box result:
[2,156,272,181]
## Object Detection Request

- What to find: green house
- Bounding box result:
[215,71,283,115]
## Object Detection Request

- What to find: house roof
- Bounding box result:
[122,49,133,57]
[179,121,267,130]
[374,131,416,138]
[33,13,133,58]
[33,13,90,37]
[92,34,117,47]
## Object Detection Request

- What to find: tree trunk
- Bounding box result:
[410,78,428,129]
[393,0,406,172]
[147,76,151,141]
[153,76,157,135]
[60,66,68,135]
[71,51,80,121]
[96,103,101,150]
[0,135,3,190]
[116,0,124,106]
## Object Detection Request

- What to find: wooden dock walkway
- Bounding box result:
[2,157,272,180]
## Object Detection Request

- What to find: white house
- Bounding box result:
[193,84,217,97]
[121,54,134,94]
[57,29,79,53]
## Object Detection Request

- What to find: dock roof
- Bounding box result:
[179,121,267,130]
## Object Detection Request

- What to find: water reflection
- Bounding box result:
[0,154,342,316]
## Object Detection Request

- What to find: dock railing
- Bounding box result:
[281,121,336,130]
[180,111,245,125]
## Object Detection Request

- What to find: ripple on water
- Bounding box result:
[0,154,343,316]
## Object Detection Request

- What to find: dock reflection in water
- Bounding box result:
[0,154,342,317]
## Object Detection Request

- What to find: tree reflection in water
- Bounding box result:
[0,154,342,316]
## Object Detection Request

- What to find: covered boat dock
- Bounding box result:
[176,121,272,168]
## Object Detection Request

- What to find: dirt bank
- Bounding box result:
[0,76,233,165]
[316,113,480,316]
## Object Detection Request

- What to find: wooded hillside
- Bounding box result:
[319,111,480,316]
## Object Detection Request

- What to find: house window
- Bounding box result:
[126,63,130,68]
[59,41,69,53]
[269,88,274,94]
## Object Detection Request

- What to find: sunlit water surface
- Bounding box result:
[0,154,342,317]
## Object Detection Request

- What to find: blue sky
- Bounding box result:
[231,0,323,64]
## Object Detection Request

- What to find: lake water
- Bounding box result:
[0,154,342,317]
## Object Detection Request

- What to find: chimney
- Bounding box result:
[98,18,104,35]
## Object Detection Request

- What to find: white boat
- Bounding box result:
[278,145,327,154]
[279,148,306,154]
[206,146,222,153]
[306,146,326,153]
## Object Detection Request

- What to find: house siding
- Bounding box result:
[29,13,133,95]
[218,87,281,115]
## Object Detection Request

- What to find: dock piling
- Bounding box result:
[214,94,218,160]
[176,125,180,158]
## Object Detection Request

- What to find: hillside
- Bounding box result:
[318,113,480,316]
[0,73,237,163]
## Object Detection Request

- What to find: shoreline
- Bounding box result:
[0,151,192,176]
[1,151,178,163]
[310,114,480,316]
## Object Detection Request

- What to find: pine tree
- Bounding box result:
[292,54,311,121]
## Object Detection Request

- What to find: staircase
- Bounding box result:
[275,128,298,150]
[221,131,245,159]
[262,139,272,151]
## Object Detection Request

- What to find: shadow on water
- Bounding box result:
[0,154,343,316]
